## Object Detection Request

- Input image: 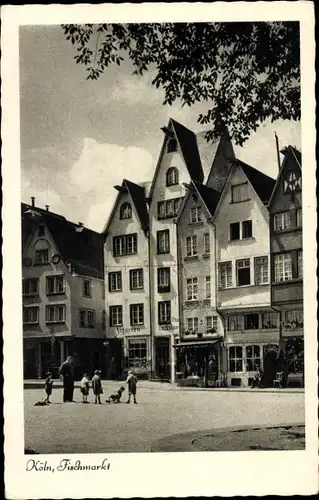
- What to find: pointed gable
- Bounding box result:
[170,119,203,183]
[124,179,149,232]
[268,145,302,208]
[236,160,276,205]
[193,182,221,218]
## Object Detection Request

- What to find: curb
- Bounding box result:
[23,380,304,394]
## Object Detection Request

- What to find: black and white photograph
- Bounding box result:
[2,2,317,498]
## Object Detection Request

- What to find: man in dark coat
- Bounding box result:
[59,356,75,402]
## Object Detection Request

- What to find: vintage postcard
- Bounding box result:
[2,2,318,498]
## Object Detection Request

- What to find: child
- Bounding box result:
[44,372,53,404]
[105,386,125,404]
[80,373,90,403]
[92,370,103,404]
[126,370,137,404]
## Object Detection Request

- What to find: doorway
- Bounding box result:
[155,337,170,380]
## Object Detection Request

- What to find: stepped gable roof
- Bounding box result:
[170,119,204,184]
[124,179,149,232]
[236,159,276,205]
[21,203,104,279]
[193,182,221,217]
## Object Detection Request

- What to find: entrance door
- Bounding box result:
[155,337,170,380]
[24,346,37,378]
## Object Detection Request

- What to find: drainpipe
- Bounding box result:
[147,229,154,379]
[212,222,225,384]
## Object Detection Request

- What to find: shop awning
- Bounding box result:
[173,339,221,348]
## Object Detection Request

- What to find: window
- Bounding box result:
[262,313,279,329]
[205,276,211,299]
[186,236,197,257]
[186,277,198,301]
[218,262,232,289]
[157,230,170,254]
[130,304,144,325]
[113,234,137,257]
[23,306,39,324]
[274,212,292,232]
[230,222,240,241]
[102,310,106,330]
[254,256,269,285]
[228,315,242,331]
[45,304,65,323]
[167,138,177,154]
[190,207,202,223]
[229,346,243,372]
[204,233,210,254]
[246,345,261,371]
[244,313,259,330]
[46,275,65,295]
[22,278,38,296]
[242,220,252,239]
[35,249,49,265]
[157,197,182,219]
[109,305,123,327]
[298,250,303,278]
[38,225,45,237]
[186,317,199,333]
[120,203,132,220]
[284,310,303,329]
[128,339,147,368]
[274,253,292,282]
[130,269,143,290]
[231,183,249,203]
[157,267,170,293]
[83,279,91,297]
[236,259,251,286]
[108,271,122,292]
[206,315,218,333]
[296,209,302,227]
[158,301,171,325]
[79,309,96,328]
[166,167,179,186]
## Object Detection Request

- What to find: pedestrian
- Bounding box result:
[44,372,53,404]
[125,370,137,404]
[105,386,125,403]
[80,373,90,403]
[59,356,75,403]
[92,370,103,404]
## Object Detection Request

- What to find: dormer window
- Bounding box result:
[166,167,179,187]
[120,202,132,220]
[167,138,177,153]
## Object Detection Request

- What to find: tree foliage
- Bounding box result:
[62,22,300,145]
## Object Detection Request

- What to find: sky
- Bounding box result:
[20,25,301,233]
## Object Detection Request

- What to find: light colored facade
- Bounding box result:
[103,184,151,378]
[213,162,278,387]
[22,203,105,379]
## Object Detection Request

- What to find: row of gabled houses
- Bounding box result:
[22,118,303,387]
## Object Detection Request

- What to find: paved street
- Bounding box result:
[24,383,305,454]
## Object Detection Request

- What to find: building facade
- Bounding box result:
[268,146,303,387]
[22,200,105,379]
[213,160,277,387]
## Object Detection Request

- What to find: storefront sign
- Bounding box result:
[116,327,141,334]
[182,301,210,311]
[159,325,179,332]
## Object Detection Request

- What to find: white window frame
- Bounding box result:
[190,207,202,223]
[158,268,170,292]
[246,345,261,371]
[218,261,232,289]
[130,269,143,290]
[228,346,243,372]
[22,278,39,296]
[46,275,65,295]
[186,317,199,333]
[274,253,292,282]
[23,306,39,324]
[206,315,218,333]
[254,256,269,285]
[186,236,197,257]
[236,258,251,286]
[110,305,123,327]
[274,212,292,232]
[127,234,137,255]
[128,339,147,368]
[109,271,122,292]
[157,230,170,254]
[186,277,198,301]
[205,276,211,299]
[130,304,144,326]
[45,304,66,324]
[204,233,210,254]
[158,301,171,325]
[166,166,178,185]
[228,315,243,331]
[262,312,279,329]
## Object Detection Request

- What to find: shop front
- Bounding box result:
[173,338,222,388]
[123,336,151,380]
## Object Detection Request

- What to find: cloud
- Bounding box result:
[68,138,155,231]
[110,72,163,105]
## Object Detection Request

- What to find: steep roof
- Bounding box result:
[171,119,204,183]
[236,159,276,205]
[124,179,149,232]
[21,203,104,279]
[196,131,223,184]
[268,145,302,207]
[193,182,221,217]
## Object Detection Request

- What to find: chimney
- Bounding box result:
[31,197,35,207]
[275,132,281,172]
[45,205,49,212]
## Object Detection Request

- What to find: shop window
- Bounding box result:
[128,339,147,370]
[236,259,251,286]
[246,345,261,371]
[229,346,243,372]
[244,313,259,330]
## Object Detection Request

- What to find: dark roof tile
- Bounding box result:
[124,180,149,232]
[193,182,221,217]
[171,119,204,183]
[236,160,276,205]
